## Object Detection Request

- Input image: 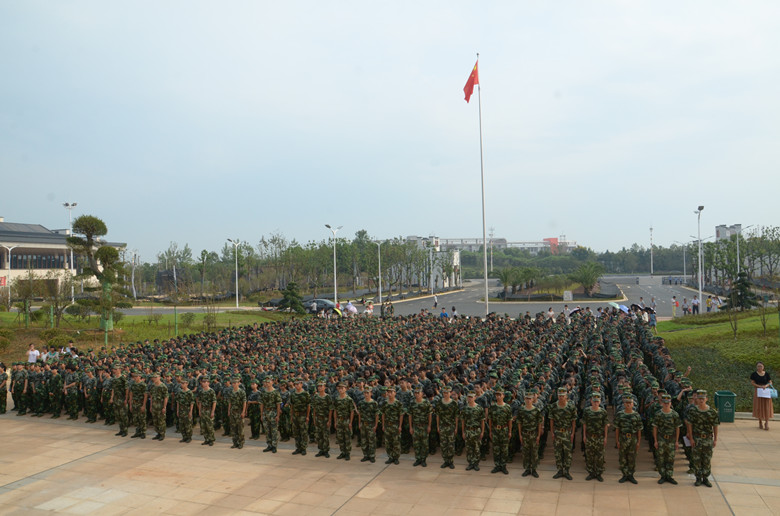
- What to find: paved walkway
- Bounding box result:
[0,414,778,515]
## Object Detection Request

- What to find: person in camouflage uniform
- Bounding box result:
[488,389,513,474]
[279,381,292,442]
[289,378,311,455]
[687,390,719,487]
[11,363,28,415]
[110,364,129,437]
[82,368,99,423]
[30,364,46,417]
[176,375,195,443]
[460,391,485,471]
[100,370,114,425]
[334,381,356,460]
[582,392,609,481]
[549,387,576,480]
[614,397,643,484]
[129,370,148,439]
[516,392,543,477]
[311,379,333,458]
[260,376,282,453]
[247,379,262,440]
[398,381,413,454]
[382,387,404,465]
[46,366,62,418]
[228,376,246,449]
[197,376,217,446]
[436,385,459,469]
[357,385,379,462]
[150,372,169,441]
[0,363,8,414]
[63,364,80,420]
[653,393,681,484]
[408,386,432,467]
[219,378,233,437]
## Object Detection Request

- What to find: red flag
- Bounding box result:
[463,60,479,103]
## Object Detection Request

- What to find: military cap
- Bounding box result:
[413,385,423,393]
[622,397,634,403]
[590,393,601,400]
[660,394,672,401]
[317,379,326,386]
[150,372,161,378]
[466,391,476,397]
[337,381,348,388]
[199,376,210,382]
[557,387,568,395]
[232,375,241,382]
[696,389,707,396]
[442,385,452,392]
[363,386,371,392]
[524,392,534,398]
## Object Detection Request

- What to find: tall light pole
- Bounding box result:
[374,241,382,306]
[227,238,240,308]
[649,226,654,276]
[325,225,342,306]
[735,224,755,276]
[695,206,704,306]
[673,241,688,279]
[63,202,77,302]
[489,227,494,273]
[0,244,18,306]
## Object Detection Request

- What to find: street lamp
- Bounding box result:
[649,226,654,276]
[325,225,342,306]
[736,224,755,276]
[695,206,704,307]
[227,238,240,308]
[63,202,77,302]
[374,241,383,307]
[0,244,18,306]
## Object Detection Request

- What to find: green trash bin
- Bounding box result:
[714,391,736,423]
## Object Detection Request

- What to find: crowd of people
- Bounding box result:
[1,308,720,486]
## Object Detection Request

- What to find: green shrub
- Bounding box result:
[181,312,196,328]
[48,335,70,351]
[39,328,60,342]
[0,336,9,353]
[0,329,14,341]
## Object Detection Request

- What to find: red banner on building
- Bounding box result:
[0,276,6,287]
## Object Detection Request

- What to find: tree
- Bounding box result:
[568,261,605,297]
[494,267,516,300]
[40,271,75,327]
[67,215,124,331]
[277,281,305,314]
[721,271,760,311]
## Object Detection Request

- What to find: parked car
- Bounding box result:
[302,299,336,313]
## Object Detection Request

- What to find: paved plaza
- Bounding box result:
[0,413,778,515]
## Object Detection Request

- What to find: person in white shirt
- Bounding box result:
[26,344,40,363]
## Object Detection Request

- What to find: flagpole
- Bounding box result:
[476,53,489,318]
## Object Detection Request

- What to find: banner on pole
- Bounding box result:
[0,276,6,287]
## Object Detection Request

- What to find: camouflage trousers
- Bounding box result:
[114,401,129,434]
[262,412,279,447]
[13,386,25,414]
[178,411,193,440]
[0,388,6,414]
[313,417,330,453]
[151,403,166,438]
[439,425,456,462]
[50,392,63,417]
[412,425,429,460]
[101,393,114,424]
[692,438,714,478]
[360,422,377,459]
[291,413,309,452]
[492,428,510,468]
[553,430,573,471]
[33,389,47,415]
[655,438,676,478]
[230,411,244,447]
[131,406,147,435]
[520,432,540,471]
[618,436,638,476]
[336,418,352,456]
[384,424,400,460]
[65,392,78,419]
[584,437,606,475]
[84,394,98,421]
[464,427,481,466]
[248,406,261,438]
[200,412,215,443]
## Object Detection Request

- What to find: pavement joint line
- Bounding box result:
[713,476,736,516]
[330,460,390,515]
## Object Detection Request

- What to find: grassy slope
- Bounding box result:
[658,309,780,411]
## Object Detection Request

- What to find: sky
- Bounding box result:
[2,1,779,262]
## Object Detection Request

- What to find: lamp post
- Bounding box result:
[735,224,755,276]
[227,238,240,309]
[695,206,704,306]
[325,225,342,306]
[649,226,654,276]
[63,202,77,302]
[0,244,18,306]
[673,241,688,279]
[374,241,382,306]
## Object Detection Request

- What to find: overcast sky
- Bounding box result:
[2,1,778,261]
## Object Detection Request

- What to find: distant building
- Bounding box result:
[715,224,742,241]
[0,216,124,290]
[438,235,577,256]
[405,236,461,289]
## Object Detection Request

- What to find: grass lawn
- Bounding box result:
[658,308,780,412]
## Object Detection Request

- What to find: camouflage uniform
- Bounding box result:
[197,386,217,445]
[150,380,169,440]
[260,387,282,450]
[516,404,543,474]
[63,370,80,420]
[49,371,65,417]
[228,386,246,448]
[83,374,99,422]
[489,401,513,472]
[129,377,148,438]
[382,398,404,463]
[409,397,433,464]
[176,388,195,442]
[112,372,129,436]
[460,402,485,469]
[357,396,379,461]
[653,408,682,481]
[290,388,311,454]
[614,410,643,479]
[687,402,719,484]
[0,370,8,414]
[334,394,355,459]
[247,389,262,439]
[101,375,114,424]
[311,392,333,456]
[549,399,577,477]
[436,397,459,467]
[582,405,609,478]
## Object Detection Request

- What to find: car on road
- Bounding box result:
[302,299,337,314]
